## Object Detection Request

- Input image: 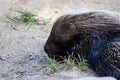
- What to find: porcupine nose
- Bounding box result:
[44,45,50,53]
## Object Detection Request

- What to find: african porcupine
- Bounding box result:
[44,11,120,79]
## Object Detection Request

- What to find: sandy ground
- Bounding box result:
[0,0,120,80]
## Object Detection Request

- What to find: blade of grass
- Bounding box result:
[76,54,88,71]
[7,15,18,22]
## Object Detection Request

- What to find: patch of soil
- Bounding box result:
[0,0,120,80]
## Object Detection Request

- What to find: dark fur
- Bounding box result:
[44,11,120,79]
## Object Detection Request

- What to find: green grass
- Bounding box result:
[76,55,88,71]
[62,54,75,70]
[7,10,50,30]
[43,53,88,74]
[17,10,39,24]
[44,58,58,74]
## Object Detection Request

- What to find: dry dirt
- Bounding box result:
[0,0,120,80]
